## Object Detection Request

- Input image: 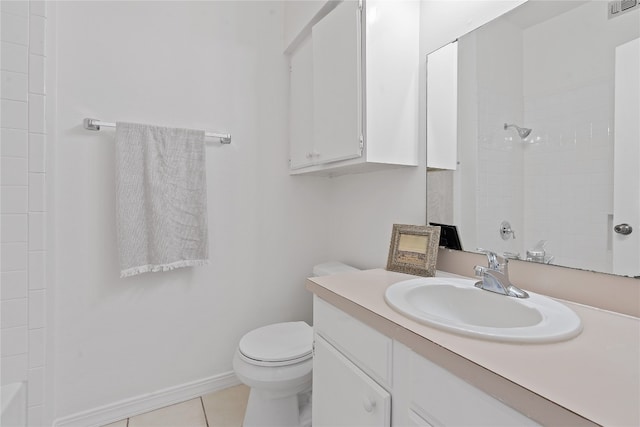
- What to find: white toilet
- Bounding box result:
[233,262,358,427]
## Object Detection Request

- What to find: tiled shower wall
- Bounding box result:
[523,82,613,272]
[1,0,48,423]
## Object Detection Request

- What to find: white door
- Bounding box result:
[312,335,391,427]
[613,37,640,277]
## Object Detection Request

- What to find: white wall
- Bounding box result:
[326,167,426,269]
[0,1,49,424]
[51,1,330,420]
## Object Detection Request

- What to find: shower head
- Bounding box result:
[504,123,532,140]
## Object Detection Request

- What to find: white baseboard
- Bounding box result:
[53,371,240,427]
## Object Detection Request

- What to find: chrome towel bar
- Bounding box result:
[83,118,231,144]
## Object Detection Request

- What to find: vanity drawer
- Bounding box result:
[313,296,392,388]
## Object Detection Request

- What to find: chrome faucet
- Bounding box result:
[474,251,529,298]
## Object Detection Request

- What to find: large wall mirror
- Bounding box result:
[426,0,640,278]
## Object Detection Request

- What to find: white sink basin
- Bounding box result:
[385,277,582,343]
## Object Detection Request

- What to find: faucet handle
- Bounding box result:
[484,251,508,270]
[474,265,487,278]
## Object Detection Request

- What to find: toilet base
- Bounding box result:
[243,388,310,427]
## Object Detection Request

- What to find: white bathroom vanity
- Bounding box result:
[307,269,640,426]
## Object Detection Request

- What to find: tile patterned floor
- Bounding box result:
[102,384,250,427]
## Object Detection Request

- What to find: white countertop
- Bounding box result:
[307,269,640,427]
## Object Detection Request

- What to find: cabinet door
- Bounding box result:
[312,0,363,165]
[313,335,391,427]
[407,410,435,427]
[289,34,315,169]
[409,350,540,426]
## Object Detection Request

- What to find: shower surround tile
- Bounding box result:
[1,213,28,242]
[28,132,46,172]
[2,1,30,16]
[28,251,45,290]
[1,186,28,213]
[28,172,46,211]
[30,1,47,18]
[1,70,29,101]
[1,156,28,185]
[1,0,49,407]
[1,242,27,271]
[1,271,28,299]
[1,41,29,73]
[28,212,46,250]
[1,298,28,328]
[28,14,45,55]
[1,128,28,157]
[28,328,45,367]
[1,326,28,356]
[28,93,45,133]
[0,99,28,129]
[28,54,45,94]
[1,12,29,45]
[0,353,28,386]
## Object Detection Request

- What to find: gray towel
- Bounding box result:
[115,122,209,278]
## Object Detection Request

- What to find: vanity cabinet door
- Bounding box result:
[407,348,540,426]
[407,410,435,427]
[313,335,391,427]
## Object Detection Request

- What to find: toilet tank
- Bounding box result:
[312,262,359,277]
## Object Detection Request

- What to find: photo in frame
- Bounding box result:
[386,224,441,277]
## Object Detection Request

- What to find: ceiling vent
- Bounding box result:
[608,0,639,19]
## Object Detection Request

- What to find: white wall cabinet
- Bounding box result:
[286,0,420,176]
[313,296,540,426]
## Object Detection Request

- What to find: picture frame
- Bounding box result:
[386,224,441,277]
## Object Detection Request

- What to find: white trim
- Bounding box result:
[53,371,240,427]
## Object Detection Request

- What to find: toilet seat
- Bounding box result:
[238,321,313,367]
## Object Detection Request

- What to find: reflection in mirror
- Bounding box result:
[426,0,640,277]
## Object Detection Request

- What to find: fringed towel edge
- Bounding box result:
[120,259,209,278]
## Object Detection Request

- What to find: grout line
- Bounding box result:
[200,396,210,427]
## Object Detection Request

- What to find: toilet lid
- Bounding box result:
[239,321,313,363]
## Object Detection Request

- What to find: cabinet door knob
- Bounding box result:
[363,397,376,413]
[614,223,633,235]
